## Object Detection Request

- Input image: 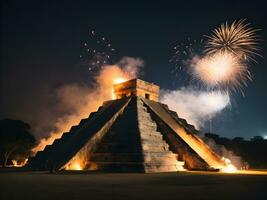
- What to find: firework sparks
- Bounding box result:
[170,38,204,72]
[199,19,260,93]
[190,51,251,93]
[170,20,261,94]
[169,38,205,86]
[80,29,117,73]
[205,19,260,62]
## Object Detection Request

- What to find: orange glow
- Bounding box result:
[220,157,238,173]
[64,154,87,170]
[63,143,90,170]
[221,164,237,173]
[113,78,126,85]
[112,77,127,99]
[230,170,267,175]
[11,158,28,167]
[65,161,82,170]
[32,66,135,155]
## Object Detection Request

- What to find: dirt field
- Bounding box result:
[0,171,266,200]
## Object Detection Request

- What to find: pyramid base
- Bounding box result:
[82,161,185,173]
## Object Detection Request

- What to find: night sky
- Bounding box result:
[1,0,267,139]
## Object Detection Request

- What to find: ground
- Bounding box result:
[0,170,267,200]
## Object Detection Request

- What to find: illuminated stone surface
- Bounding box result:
[28,79,227,172]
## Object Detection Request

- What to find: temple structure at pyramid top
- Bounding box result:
[114,79,159,101]
[27,78,228,173]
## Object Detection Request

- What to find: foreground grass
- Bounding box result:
[0,170,267,200]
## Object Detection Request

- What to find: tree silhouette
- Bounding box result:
[205,133,267,168]
[0,119,36,167]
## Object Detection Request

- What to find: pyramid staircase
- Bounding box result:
[84,97,185,172]
[142,98,226,170]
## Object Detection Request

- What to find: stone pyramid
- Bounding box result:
[28,79,226,172]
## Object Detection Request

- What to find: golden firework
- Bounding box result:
[190,51,251,94]
[205,19,260,61]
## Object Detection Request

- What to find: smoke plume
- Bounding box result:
[32,57,143,154]
[160,88,230,128]
[203,137,245,169]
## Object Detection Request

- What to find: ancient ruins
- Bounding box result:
[28,79,227,172]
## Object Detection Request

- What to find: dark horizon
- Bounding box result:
[1,0,267,140]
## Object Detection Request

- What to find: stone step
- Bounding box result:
[79,118,88,126]
[85,161,145,172]
[137,107,150,113]
[137,108,151,114]
[52,138,61,145]
[137,102,146,107]
[89,153,143,162]
[86,161,185,173]
[142,143,170,152]
[89,152,179,163]
[140,131,163,140]
[30,145,53,165]
[113,116,136,127]
[34,145,52,159]
[60,132,70,139]
[97,106,103,112]
[144,161,185,173]
[141,138,169,146]
[86,161,184,173]
[139,122,157,130]
[69,125,79,132]
[88,111,97,118]
[102,133,138,140]
[140,136,163,144]
[94,143,141,153]
[137,98,186,171]
[143,157,179,166]
[103,133,139,142]
[102,133,163,144]
[29,109,101,167]
[137,107,147,113]
[139,127,157,134]
[137,113,153,121]
[143,151,178,157]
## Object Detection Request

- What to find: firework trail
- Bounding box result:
[80,30,116,74]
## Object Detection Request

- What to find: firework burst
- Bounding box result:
[190,51,252,94]
[170,20,261,94]
[205,19,260,62]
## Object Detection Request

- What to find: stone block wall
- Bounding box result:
[114,79,159,101]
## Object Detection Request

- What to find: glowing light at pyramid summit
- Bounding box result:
[113,78,127,85]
